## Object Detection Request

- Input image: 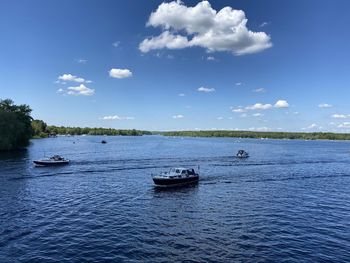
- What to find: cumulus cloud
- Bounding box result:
[252,113,264,117]
[112,41,120,48]
[75,58,87,64]
[139,31,189,53]
[253,88,266,93]
[66,84,95,96]
[232,100,289,112]
[274,100,289,108]
[173,114,184,119]
[248,127,271,131]
[332,114,349,119]
[338,122,350,128]
[58,73,86,83]
[246,103,272,110]
[260,22,269,27]
[197,86,215,93]
[101,115,134,120]
[109,68,133,79]
[139,1,272,55]
[302,123,322,130]
[56,88,64,94]
[232,108,246,113]
[318,103,332,108]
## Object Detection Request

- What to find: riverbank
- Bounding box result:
[160,130,350,141]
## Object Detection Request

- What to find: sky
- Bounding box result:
[1,0,350,132]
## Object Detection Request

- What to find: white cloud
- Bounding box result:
[217,116,224,120]
[178,93,186,97]
[246,103,272,110]
[302,123,322,130]
[207,56,215,61]
[139,31,189,53]
[75,58,87,64]
[253,113,264,117]
[112,41,120,48]
[318,103,332,108]
[338,122,350,128]
[56,88,64,93]
[274,100,289,108]
[140,1,272,55]
[332,114,349,119]
[58,73,85,83]
[197,86,215,93]
[248,127,270,131]
[260,22,269,27]
[66,84,95,96]
[232,108,246,113]
[101,115,134,120]
[235,82,242,86]
[253,88,266,93]
[109,68,133,79]
[173,114,184,119]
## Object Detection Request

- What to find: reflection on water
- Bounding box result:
[1,136,350,262]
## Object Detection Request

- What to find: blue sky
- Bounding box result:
[1,0,350,132]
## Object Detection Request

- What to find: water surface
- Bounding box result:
[1,136,350,262]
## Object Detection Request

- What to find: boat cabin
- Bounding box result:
[169,168,197,176]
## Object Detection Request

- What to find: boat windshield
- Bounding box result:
[170,168,185,174]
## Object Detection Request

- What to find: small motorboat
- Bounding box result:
[101,140,107,144]
[236,150,249,158]
[33,155,70,166]
[152,167,199,187]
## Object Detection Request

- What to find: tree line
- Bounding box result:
[0,99,151,151]
[161,130,350,141]
[3,98,350,151]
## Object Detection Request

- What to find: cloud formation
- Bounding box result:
[101,115,134,120]
[197,86,215,93]
[58,73,86,83]
[274,100,289,108]
[173,114,184,119]
[253,88,266,93]
[66,84,95,96]
[318,103,332,108]
[109,68,133,79]
[246,103,272,110]
[139,1,272,55]
[332,114,349,119]
[338,122,350,128]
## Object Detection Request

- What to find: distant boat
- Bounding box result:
[152,167,199,187]
[33,155,70,166]
[101,140,107,144]
[236,150,249,158]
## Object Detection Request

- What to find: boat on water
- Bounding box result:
[236,150,249,158]
[33,155,70,166]
[152,167,199,187]
[101,140,107,144]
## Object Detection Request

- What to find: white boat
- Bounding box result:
[236,150,249,158]
[152,167,199,187]
[33,155,70,166]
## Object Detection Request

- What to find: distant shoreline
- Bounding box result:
[159,130,350,141]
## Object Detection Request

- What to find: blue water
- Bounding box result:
[1,136,350,262]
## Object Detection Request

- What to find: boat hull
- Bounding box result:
[153,176,199,187]
[33,160,70,166]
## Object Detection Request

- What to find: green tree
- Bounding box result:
[0,99,33,151]
[31,119,48,138]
